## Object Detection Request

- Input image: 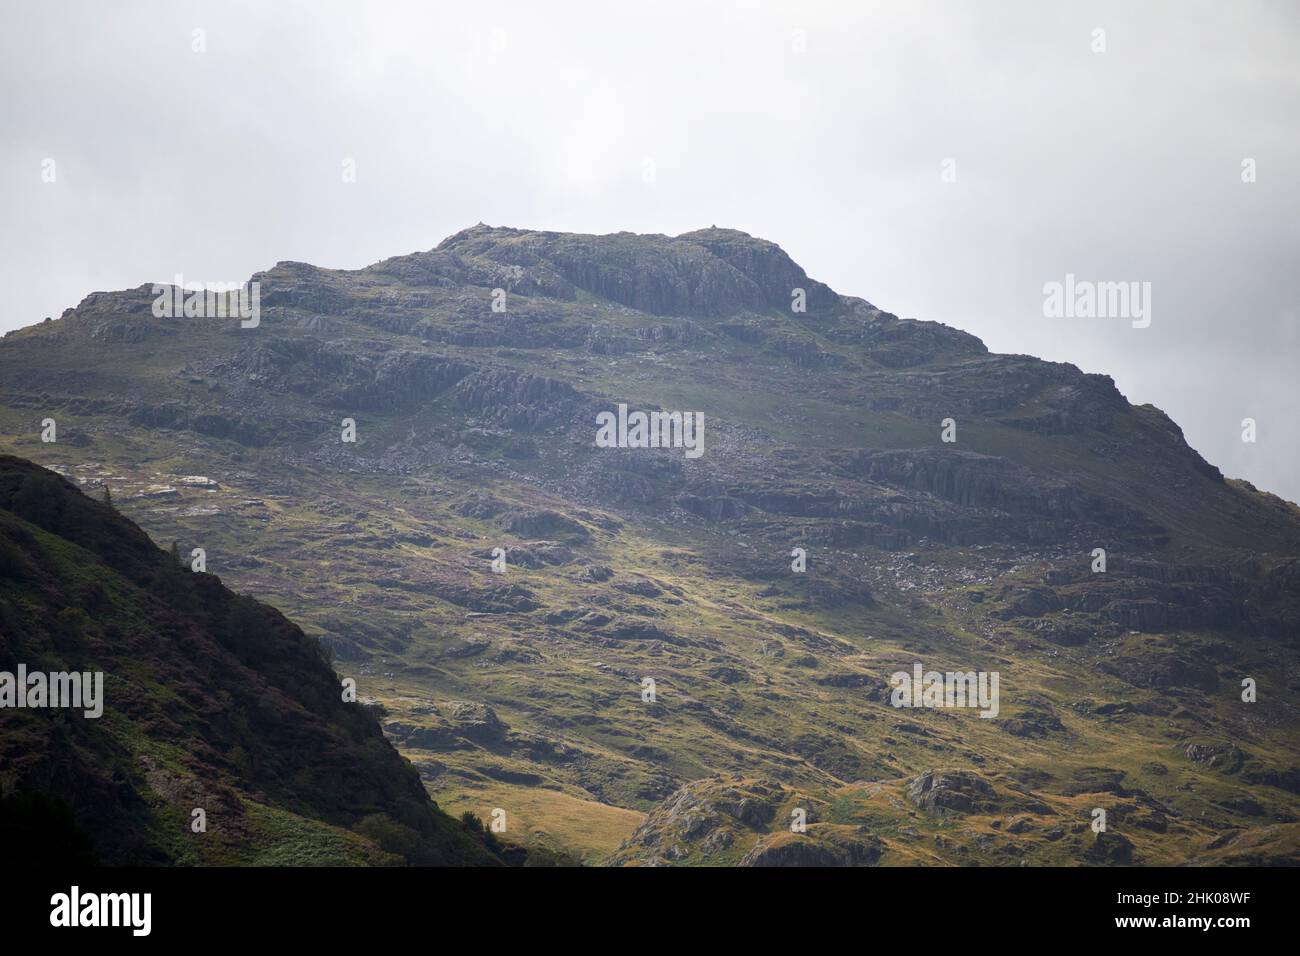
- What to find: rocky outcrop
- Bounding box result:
[1082,831,1137,864]
[444,701,508,743]
[253,261,359,314]
[1098,652,1220,692]
[848,448,1165,541]
[675,493,749,520]
[452,369,581,429]
[453,229,754,316]
[740,830,883,867]
[499,509,590,541]
[331,351,472,411]
[1185,742,1246,774]
[428,578,541,613]
[906,770,997,814]
[607,777,793,865]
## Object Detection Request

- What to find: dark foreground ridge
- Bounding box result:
[0,455,502,865]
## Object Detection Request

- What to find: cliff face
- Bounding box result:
[1,224,1297,866]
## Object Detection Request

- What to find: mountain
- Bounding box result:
[1,224,1297,865]
[0,455,502,865]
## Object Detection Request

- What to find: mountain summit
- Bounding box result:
[1,226,1297,865]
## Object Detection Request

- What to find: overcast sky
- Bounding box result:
[2,0,1297,502]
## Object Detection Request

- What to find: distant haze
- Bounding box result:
[2,0,1297,501]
